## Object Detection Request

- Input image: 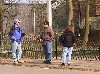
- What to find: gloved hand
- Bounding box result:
[21,33,26,37]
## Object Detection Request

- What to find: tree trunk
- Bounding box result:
[0,1,3,47]
[68,0,73,25]
[68,0,74,32]
[0,1,3,33]
[84,0,90,47]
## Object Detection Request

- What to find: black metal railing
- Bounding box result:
[0,34,100,61]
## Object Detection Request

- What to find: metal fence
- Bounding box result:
[0,34,100,61]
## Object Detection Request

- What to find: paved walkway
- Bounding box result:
[0,65,100,74]
[0,58,100,74]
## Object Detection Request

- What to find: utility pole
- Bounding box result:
[34,8,36,35]
[47,0,52,28]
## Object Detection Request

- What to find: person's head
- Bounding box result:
[14,19,21,27]
[43,20,49,28]
[65,25,74,32]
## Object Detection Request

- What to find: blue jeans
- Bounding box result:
[43,41,52,61]
[62,47,73,64]
[12,41,22,62]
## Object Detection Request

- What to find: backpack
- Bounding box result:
[8,25,15,38]
[59,34,64,43]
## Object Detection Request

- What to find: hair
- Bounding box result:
[43,20,49,26]
[65,25,74,32]
[67,25,72,31]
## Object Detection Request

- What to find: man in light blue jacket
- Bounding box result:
[9,19,26,64]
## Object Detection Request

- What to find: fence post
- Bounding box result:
[0,33,2,52]
[55,33,58,59]
[0,33,1,47]
[99,46,100,61]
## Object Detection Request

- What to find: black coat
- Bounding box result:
[61,31,75,47]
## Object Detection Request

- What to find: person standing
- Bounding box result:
[60,25,75,66]
[9,19,26,64]
[40,21,54,64]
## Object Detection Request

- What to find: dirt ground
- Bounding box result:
[0,58,100,74]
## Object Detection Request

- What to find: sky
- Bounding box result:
[4,0,62,8]
[4,0,47,3]
[22,0,47,3]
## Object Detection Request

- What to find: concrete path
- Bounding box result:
[0,58,100,74]
[0,65,100,74]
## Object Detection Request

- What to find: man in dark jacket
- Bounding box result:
[61,25,75,66]
[9,19,26,64]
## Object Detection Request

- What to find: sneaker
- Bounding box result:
[42,61,47,63]
[18,60,24,63]
[60,63,65,66]
[67,64,70,66]
[14,61,18,64]
[46,60,51,64]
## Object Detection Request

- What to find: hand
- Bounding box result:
[21,33,26,37]
[39,39,43,43]
[73,43,76,47]
[11,36,16,40]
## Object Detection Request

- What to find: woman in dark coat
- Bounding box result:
[61,25,75,66]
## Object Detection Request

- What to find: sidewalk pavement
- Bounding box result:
[0,58,100,74]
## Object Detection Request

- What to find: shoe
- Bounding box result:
[18,60,24,63]
[46,60,51,64]
[14,61,18,64]
[67,64,70,66]
[60,63,65,66]
[42,61,47,63]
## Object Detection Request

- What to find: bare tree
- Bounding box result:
[3,0,21,33]
[84,0,90,46]
[0,0,3,47]
[68,0,73,25]
[67,0,74,32]
[0,1,3,33]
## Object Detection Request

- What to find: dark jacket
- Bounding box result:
[61,31,75,47]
